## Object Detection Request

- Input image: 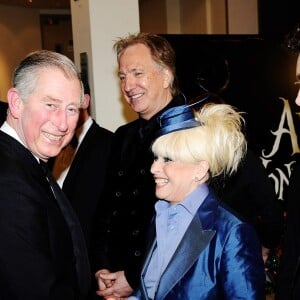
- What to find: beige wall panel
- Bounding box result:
[227,0,258,34]
[139,0,167,33]
[208,0,227,33]
[180,0,207,34]
[0,4,41,100]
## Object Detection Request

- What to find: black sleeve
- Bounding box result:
[219,148,284,249]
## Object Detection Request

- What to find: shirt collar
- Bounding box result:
[76,116,92,145]
[0,121,24,146]
[155,183,209,216]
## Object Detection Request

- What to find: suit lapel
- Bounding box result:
[155,214,215,300]
[40,161,91,294]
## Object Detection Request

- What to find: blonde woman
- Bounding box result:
[130,103,265,300]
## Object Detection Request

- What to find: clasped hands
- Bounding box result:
[95,269,133,300]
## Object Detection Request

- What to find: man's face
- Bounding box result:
[295,54,300,106]
[118,43,172,120]
[8,68,81,161]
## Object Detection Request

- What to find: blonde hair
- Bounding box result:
[152,103,247,178]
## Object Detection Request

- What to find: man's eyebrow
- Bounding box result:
[118,68,139,75]
[43,97,78,106]
[42,96,61,102]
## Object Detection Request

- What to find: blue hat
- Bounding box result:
[156,102,204,137]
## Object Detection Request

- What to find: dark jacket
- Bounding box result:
[217,148,284,249]
[277,161,300,299]
[91,95,185,289]
[62,120,112,253]
[0,130,90,299]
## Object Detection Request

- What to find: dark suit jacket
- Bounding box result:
[217,148,283,249]
[0,130,90,300]
[62,120,112,253]
[277,161,300,299]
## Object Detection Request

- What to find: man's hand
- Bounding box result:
[95,269,133,298]
[95,269,114,292]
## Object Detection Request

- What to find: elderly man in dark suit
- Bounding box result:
[0,50,91,299]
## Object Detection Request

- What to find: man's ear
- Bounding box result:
[81,94,90,110]
[7,88,22,118]
[162,68,172,89]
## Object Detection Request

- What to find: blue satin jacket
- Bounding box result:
[133,188,265,300]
